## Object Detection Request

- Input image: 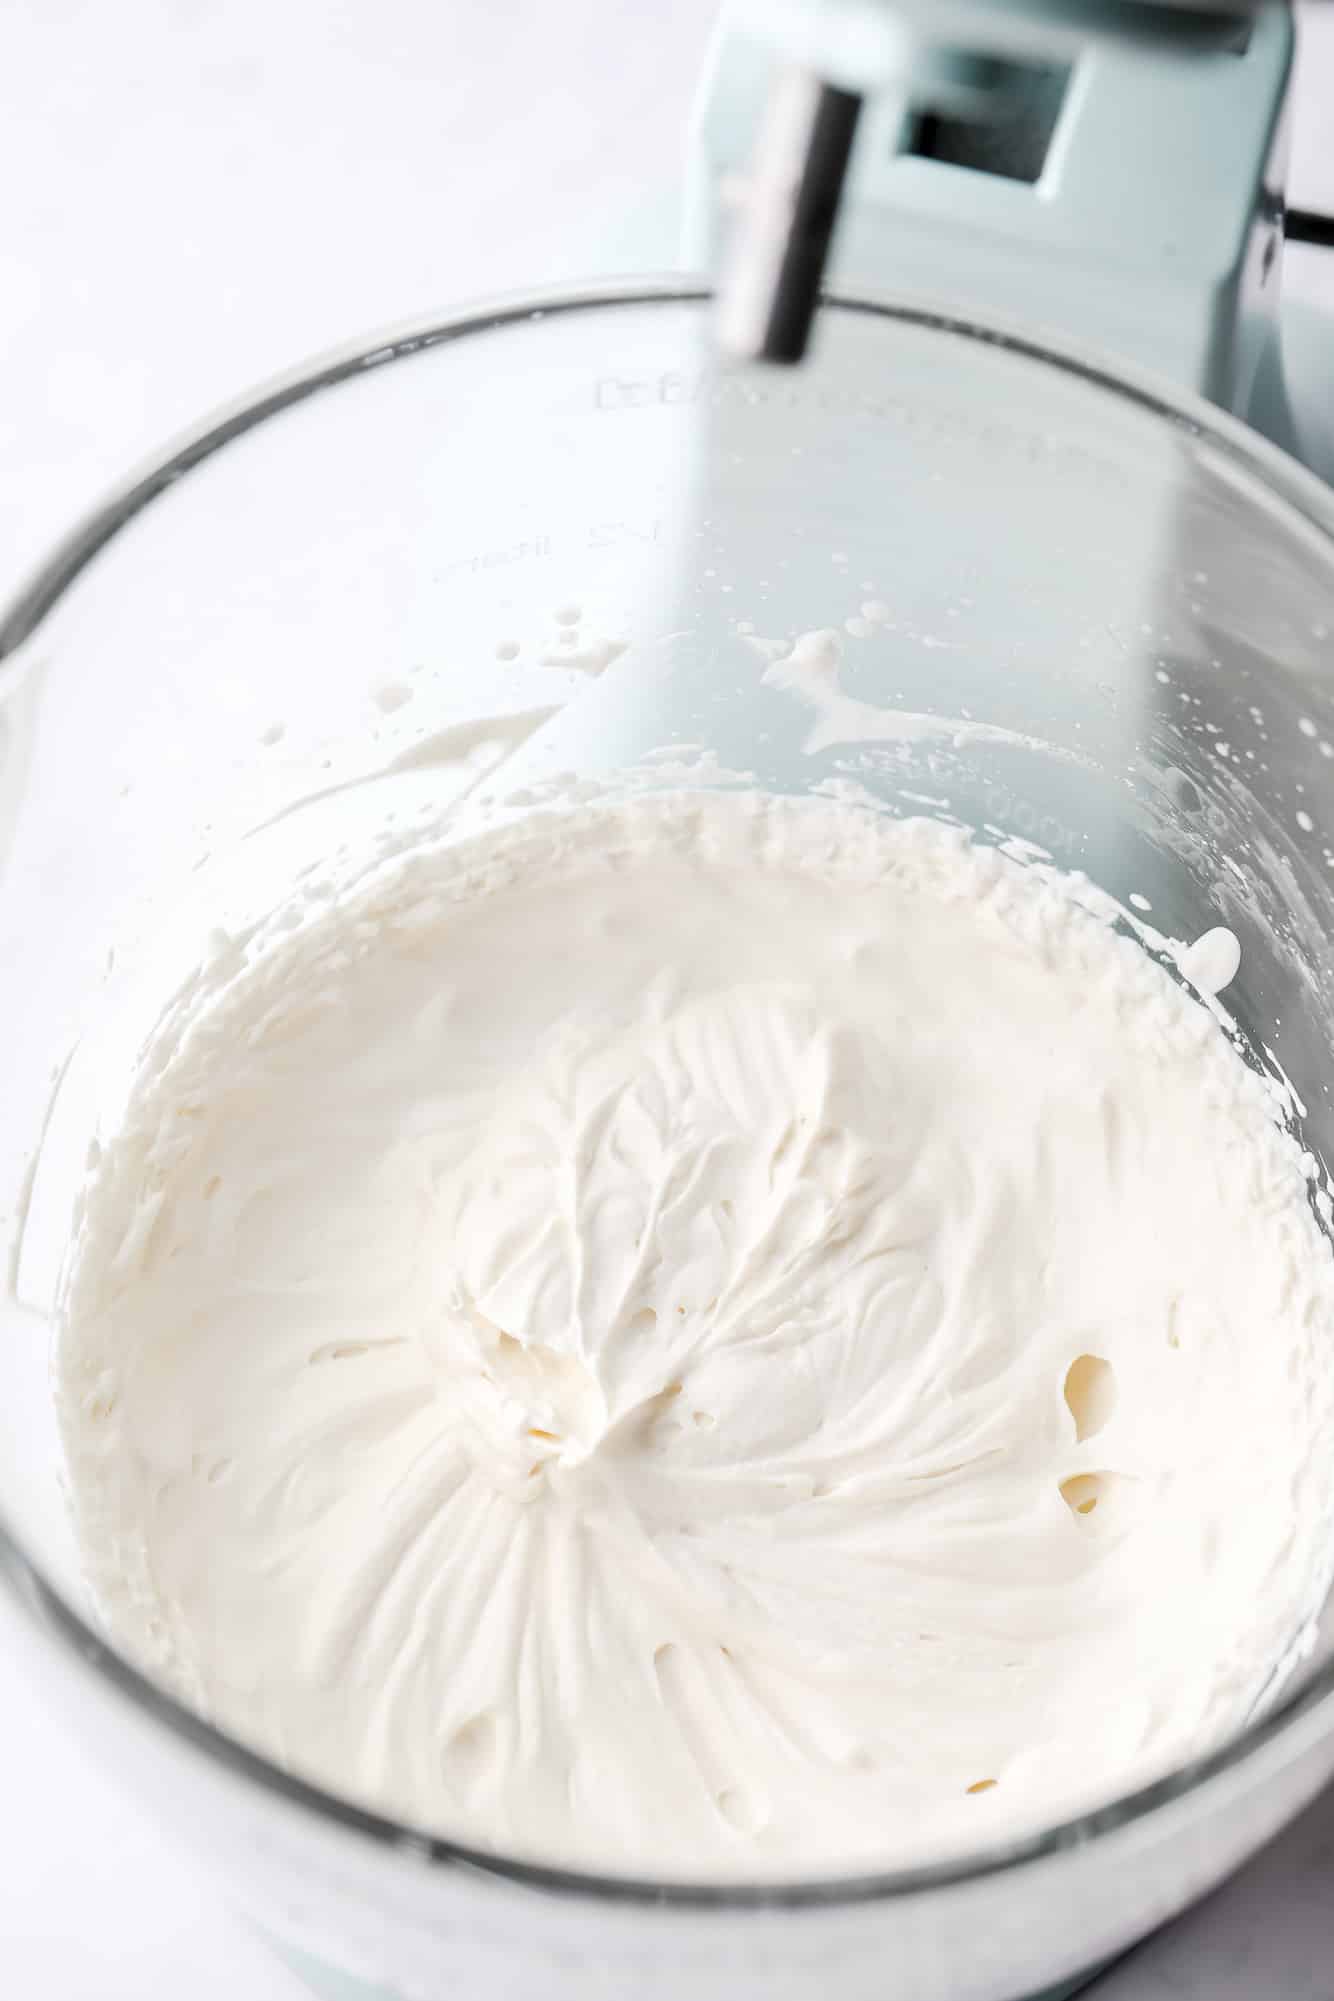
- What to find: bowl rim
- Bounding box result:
[4,274,1334,1909]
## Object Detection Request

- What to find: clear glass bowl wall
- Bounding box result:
[3,288,1334,2001]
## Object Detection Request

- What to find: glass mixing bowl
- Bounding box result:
[4,282,1334,2001]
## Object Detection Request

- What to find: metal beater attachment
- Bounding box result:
[715,67,862,365]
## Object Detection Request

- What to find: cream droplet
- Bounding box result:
[1177,926,1241,996]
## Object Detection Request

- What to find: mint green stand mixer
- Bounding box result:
[694,0,1299,414]
[6,7,1334,2001]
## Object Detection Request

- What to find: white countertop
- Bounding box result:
[4,4,1334,1996]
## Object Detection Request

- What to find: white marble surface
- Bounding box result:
[3,3,1334,1996]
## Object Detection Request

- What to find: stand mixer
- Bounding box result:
[3,7,1334,2001]
[694,0,1333,470]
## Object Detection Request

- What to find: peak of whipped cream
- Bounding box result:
[57,792,1334,1878]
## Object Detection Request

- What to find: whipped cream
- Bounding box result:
[57,792,1334,1877]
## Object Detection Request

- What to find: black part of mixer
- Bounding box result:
[747,79,863,366]
[1287,207,1334,250]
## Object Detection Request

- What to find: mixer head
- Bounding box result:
[715,0,1278,364]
